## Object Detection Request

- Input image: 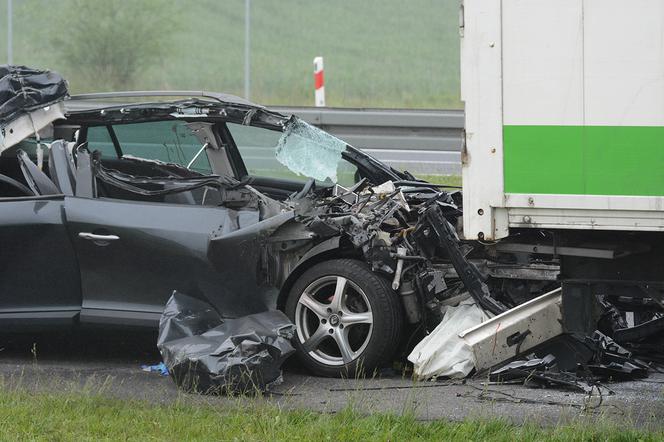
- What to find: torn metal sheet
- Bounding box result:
[417,204,507,316]
[408,297,490,379]
[158,291,295,394]
[459,288,563,373]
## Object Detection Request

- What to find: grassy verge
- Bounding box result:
[0,388,659,441]
[416,174,462,187]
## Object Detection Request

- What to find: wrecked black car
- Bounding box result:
[0,66,560,377]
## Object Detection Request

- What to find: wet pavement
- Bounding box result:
[0,330,662,428]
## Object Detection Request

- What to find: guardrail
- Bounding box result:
[273,107,464,175]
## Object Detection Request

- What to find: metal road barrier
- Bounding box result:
[274,107,464,175]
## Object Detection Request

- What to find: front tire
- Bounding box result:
[285,259,403,377]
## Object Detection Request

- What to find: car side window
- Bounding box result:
[86,126,119,159]
[88,121,212,174]
[227,122,358,186]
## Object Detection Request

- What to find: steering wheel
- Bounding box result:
[0,173,34,196]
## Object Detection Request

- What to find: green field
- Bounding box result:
[418,174,462,187]
[0,388,660,441]
[0,0,461,109]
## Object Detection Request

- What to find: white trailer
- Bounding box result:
[459,0,664,333]
[460,0,664,242]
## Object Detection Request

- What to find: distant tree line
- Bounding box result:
[51,0,177,91]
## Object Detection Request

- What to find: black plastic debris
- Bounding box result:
[530,334,595,372]
[490,354,557,381]
[0,65,68,123]
[489,354,592,393]
[595,296,664,367]
[581,331,649,380]
[157,291,295,395]
[597,296,628,335]
[614,316,664,344]
[490,330,651,392]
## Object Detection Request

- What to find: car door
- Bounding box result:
[0,195,81,329]
[64,196,269,327]
[65,119,273,327]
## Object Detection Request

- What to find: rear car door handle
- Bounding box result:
[78,232,120,242]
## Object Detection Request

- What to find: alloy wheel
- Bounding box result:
[294,275,374,366]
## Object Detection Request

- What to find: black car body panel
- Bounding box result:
[0,195,81,328]
[66,197,263,325]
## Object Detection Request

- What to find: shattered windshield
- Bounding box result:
[275,118,347,182]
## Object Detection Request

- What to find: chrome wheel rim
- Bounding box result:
[295,275,374,366]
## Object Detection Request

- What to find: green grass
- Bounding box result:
[0,388,660,441]
[0,0,461,109]
[416,174,462,187]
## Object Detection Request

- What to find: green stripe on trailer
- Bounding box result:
[503,125,664,196]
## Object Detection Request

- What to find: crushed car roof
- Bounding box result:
[63,91,280,122]
[68,90,263,109]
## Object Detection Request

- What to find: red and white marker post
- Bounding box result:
[313,56,325,107]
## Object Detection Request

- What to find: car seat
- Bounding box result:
[48,140,76,196]
[16,149,61,196]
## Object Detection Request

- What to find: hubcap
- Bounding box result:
[295,275,373,366]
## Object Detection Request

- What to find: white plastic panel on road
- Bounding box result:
[408,298,490,379]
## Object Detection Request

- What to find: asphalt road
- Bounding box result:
[0,331,662,429]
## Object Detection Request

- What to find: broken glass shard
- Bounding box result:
[275,117,346,182]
